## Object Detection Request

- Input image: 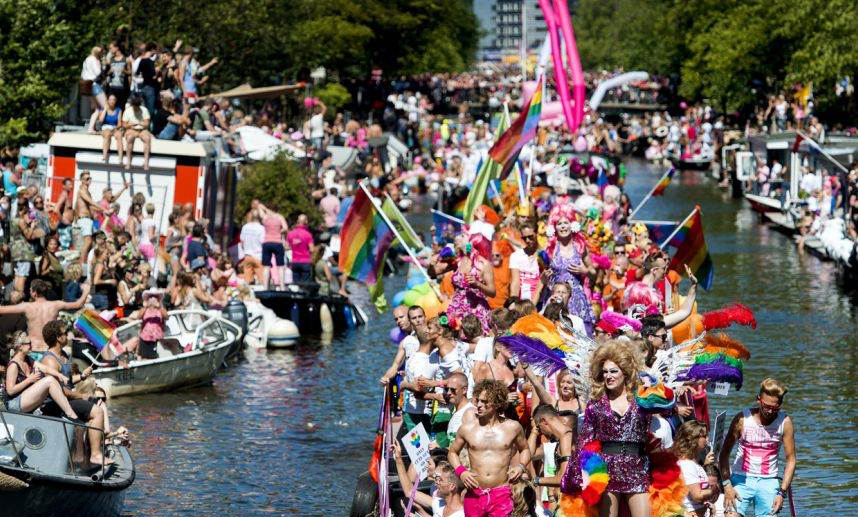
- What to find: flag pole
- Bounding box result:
[383,192,425,249]
[431,209,465,224]
[659,206,699,250]
[796,129,849,174]
[360,182,441,298]
[629,166,672,220]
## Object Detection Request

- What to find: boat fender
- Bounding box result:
[320,303,334,333]
[349,470,378,517]
[0,470,28,491]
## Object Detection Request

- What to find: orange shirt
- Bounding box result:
[488,258,511,309]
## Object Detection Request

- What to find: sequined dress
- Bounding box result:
[446,258,491,333]
[577,396,651,493]
[545,248,595,333]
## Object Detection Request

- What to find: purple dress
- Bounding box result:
[446,260,491,333]
[545,248,595,333]
[578,396,651,493]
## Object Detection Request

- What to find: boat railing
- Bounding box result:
[0,409,111,481]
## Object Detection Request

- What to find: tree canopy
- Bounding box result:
[0,0,479,147]
[573,0,858,118]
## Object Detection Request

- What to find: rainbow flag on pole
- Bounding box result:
[463,109,510,222]
[338,188,395,285]
[651,167,676,196]
[667,207,714,290]
[74,309,115,351]
[488,75,544,178]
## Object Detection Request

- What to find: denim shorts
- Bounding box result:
[93,82,105,96]
[731,473,780,517]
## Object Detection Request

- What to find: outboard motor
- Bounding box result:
[221,299,249,340]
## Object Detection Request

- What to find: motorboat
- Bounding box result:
[0,410,134,517]
[744,193,784,214]
[243,299,300,348]
[256,288,367,334]
[73,310,240,398]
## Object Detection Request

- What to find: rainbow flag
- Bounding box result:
[463,109,510,222]
[667,207,714,290]
[651,167,676,196]
[488,75,543,178]
[452,197,468,219]
[338,188,395,285]
[74,309,115,351]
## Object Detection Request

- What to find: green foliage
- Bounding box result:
[0,0,479,148]
[315,82,352,113]
[234,153,322,228]
[572,0,858,116]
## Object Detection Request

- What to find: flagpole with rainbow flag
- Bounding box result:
[628,166,676,220]
[660,205,714,290]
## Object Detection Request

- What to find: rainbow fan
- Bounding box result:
[635,384,676,412]
[509,312,565,349]
[579,450,609,505]
[679,333,751,389]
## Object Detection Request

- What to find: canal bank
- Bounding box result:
[109,158,856,516]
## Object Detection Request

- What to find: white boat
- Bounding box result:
[744,193,783,214]
[243,300,300,349]
[79,311,241,398]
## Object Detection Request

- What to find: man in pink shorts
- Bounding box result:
[448,379,531,517]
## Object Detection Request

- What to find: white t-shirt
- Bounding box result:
[466,336,494,398]
[403,350,440,415]
[509,249,541,301]
[81,55,101,81]
[650,414,674,449]
[400,334,419,360]
[122,106,150,128]
[239,222,265,260]
[309,113,324,139]
[447,401,473,438]
[678,459,709,513]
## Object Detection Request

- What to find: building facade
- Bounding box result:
[475,0,564,60]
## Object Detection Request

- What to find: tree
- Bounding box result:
[234,153,322,228]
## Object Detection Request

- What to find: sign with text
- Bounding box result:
[707,382,731,396]
[402,423,432,481]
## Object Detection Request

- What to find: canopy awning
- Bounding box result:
[201,82,305,100]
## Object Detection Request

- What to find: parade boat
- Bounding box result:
[0,411,134,517]
[743,192,784,214]
[73,310,240,398]
[255,288,367,334]
[667,150,713,171]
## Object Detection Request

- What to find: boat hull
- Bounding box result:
[94,341,232,397]
[256,290,365,333]
[0,480,126,517]
[744,193,783,214]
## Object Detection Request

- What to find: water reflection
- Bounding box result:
[114,159,855,516]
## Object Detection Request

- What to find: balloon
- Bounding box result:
[402,290,420,307]
[536,0,575,132]
[392,290,407,307]
[390,327,406,344]
[589,71,649,112]
[406,275,423,289]
[304,97,316,109]
[412,283,432,295]
[553,0,585,129]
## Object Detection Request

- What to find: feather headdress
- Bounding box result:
[510,312,565,349]
[496,334,566,376]
[702,304,756,331]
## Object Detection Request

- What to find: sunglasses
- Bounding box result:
[654,332,668,339]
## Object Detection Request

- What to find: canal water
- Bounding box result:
[113,159,857,516]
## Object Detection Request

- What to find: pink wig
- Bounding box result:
[622,281,662,312]
[546,201,586,259]
[469,233,491,263]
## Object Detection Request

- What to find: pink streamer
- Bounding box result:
[536,0,575,132]
[537,0,585,133]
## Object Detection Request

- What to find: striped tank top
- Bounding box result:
[731,408,786,477]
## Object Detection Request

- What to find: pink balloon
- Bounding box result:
[304,97,316,109]
[537,0,575,132]
[552,0,585,131]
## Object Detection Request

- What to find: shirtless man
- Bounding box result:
[0,279,91,352]
[50,178,74,216]
[449,379,531,517]
[74,171,110,263]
